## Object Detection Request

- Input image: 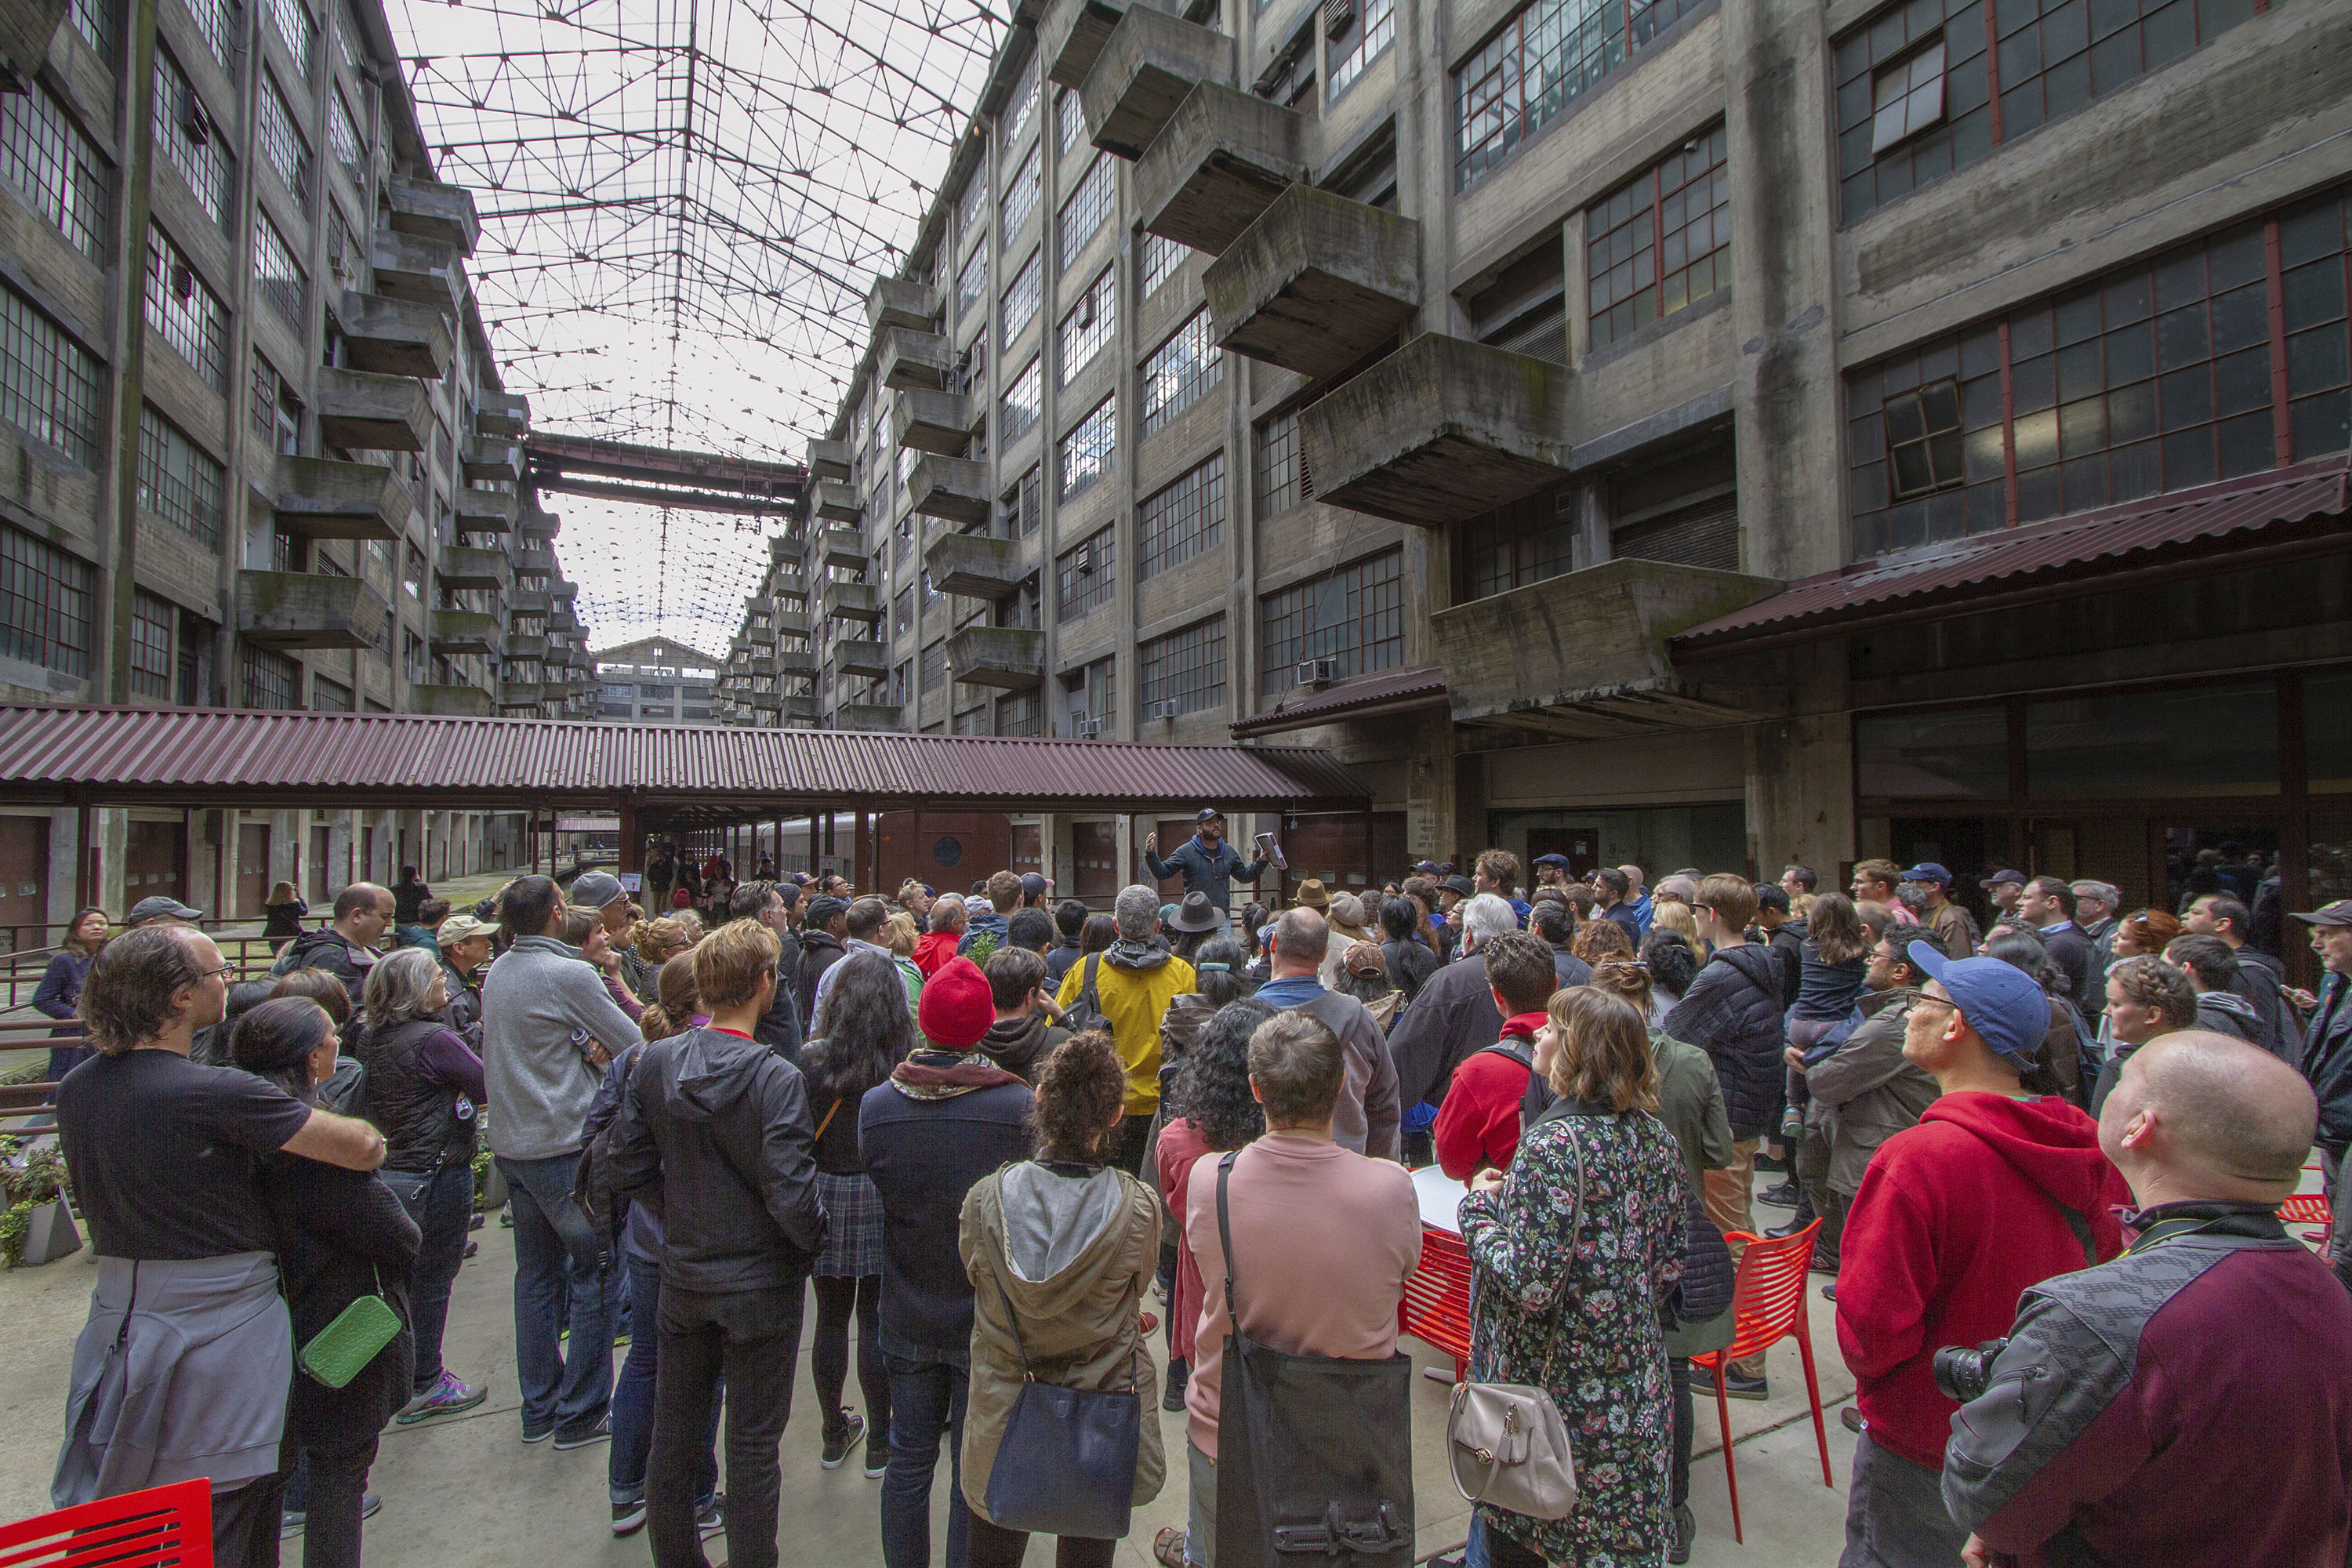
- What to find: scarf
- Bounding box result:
[890,1049,1025,1101]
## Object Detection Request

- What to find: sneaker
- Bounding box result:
[1162,1358,1189,1414]
[695,1495,726,1539]
[1764,1217,1809,1239]
[863,1432,889,1480]
[1668,1502,1695,1565]
[464,1239,479,1259]
[469,1210,486,1231]
[611,1497,648,1537]
[821,1412,866,1471]
[499,1203,514,1228]
[1842,1406,1864,1435]
[1757,1181,1801,1208]
[1752,1149,1790,1174]
[361,1494,381,1521]
[1821,1282,1838,1302]
[553,1416,612,1451]
[1722,1371,1769,1401]
[280,1510,305,1538]
[521,1423,554,1443]
[395,1370,488,1425]
[613,1330,632,1348]
[1809,1249,1842,1276]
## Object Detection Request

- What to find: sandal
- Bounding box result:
[1152,1526,1189,1568]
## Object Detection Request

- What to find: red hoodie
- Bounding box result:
[1835,1091,2130,1469]
[1434,1012,1547,1180]
[912,930,960,980]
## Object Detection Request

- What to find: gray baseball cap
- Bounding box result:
[570,871,626,909]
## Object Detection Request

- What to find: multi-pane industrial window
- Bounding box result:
[258,77,313,200]
[1056,525,1116,621]
[67,0,117,64]
[243,647,301,710]
[1064,656,1115,734]
[1586,125,1729,350]
[1253,409,1311,518]
[1002,358,1041,442]
[1142,311,1222,436]
[139,405,224,547]
[1002,249,1042,345]
[1058,396,1116,502]
[1330,0,1396,96]
[154,50,236,229]
[269,0,317,67]
[956,250,987,322]
[1004,50,1040,146]
[1139,453,1225,579]
[1835,0,2257,224]
[1141,232,1185,299]
[145,226,230,390]
[2,522,94,675]
[1847,185,2352,558]
[1454,0,1703,191]
[0,282,101,467]
[1460,489,1577,601]
[1003,464,1042,536]
[186,0,236,69]
[0,82,111,262]
[894,586,913,636]
[130,591,176,699]
[254,215,307,332]
[1057,86,1083,153]
[921,640,946,691]
[958,167,989,250]
[330,90,364,184]
[996,690,1043,736]
[1141,619,1227,717]
[1059,154,1113,272]
[1258,546,1406,695]
[1058,267,1116,387]
[1003,143,1040,242]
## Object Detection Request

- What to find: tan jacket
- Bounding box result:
[958,1162,1164,1517]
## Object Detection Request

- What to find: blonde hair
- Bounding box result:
[639,952,702,1042]
[670,909,706,942]
[630,916,690,964]
[267,881,299,906]
[692,918,779,1010]
[1544,987,1657,1113]
[1650,900,1699,944]
[881,911,918,958]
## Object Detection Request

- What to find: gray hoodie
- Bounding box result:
[481,935,644,1161]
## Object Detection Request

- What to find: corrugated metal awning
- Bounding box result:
[0,706,1368,816]
[1229,663,1447,739]
[1671,457,2349,653]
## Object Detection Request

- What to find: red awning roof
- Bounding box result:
[1229,663,1447,739]
[1672,457,2350,652]
[0,706,1367,815]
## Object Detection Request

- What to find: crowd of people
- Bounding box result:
[27,821,2352,1568]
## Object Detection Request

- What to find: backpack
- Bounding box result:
[1063,953,1105,1034]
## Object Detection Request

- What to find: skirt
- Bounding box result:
[814,1170,883,1279]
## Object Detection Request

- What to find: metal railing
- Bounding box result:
[1,920,328,1012]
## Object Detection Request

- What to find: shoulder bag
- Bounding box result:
[978,1171,1142,1539]
[299,1267,402,1389]
[1063,953,1106,1034]
[1444,1113,1584,1522]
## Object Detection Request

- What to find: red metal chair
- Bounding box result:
[1688,1219,1835,1544]
[2281,1190,2333,1243]
[1399,1223,1474,1382]
[0,1479,212,1568]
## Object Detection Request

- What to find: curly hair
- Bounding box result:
[630,916,690,964]
[1639,927,1698,997]
[638,952,702,1043]
[1570,918,1635,967]
[1546,987,1657,1113]
[1029,1030,1128,1165]
[1169,997,1272,1151]
[78,924,208,1055]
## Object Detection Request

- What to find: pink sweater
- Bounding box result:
[1181,1131,1421,1461]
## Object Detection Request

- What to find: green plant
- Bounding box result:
[0,1134,68,1268]
[471,1145,495,1212]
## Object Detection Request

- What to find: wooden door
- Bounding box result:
[876,811,1011,897]
[1526,826,1601,880]
[0,815,48,951]
[237,824,271,920]
[1073,821,1118,903]
[1010,823,1043,878]
[124,819,188,909]
[1147,818,1193,898]
[309,826,332,903]
[1273,813,1408,905]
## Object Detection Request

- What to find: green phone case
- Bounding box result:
[299,1293,401,1388]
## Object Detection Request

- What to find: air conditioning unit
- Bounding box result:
[1297,657,1338,687]
[1149,700,1179,720]
[171,262,196,302]
[1323,0,1356,35]
[181,96,210,145]
[1076,716,1103,739]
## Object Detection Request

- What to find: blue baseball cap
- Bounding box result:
[1899,862,1954,886]
[1907,941,2045,1072]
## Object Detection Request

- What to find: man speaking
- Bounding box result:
[1143,808,1270,915]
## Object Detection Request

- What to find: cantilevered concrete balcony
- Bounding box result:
[772,572,809,604]
[746,619,776,648]
[517,508,559,540]
[462,439,524,484]
[1080,6,1235,160]
[386,176,481,254]
[455,491,519,536]
[338,292,453,379]
[1431,558,1780,739]
[234,571,391,651]
[947,626,1046,690]
[316,367,430,452]
[1042,0,1131,88]
[879,327,951,393]
[1299,334,1574,527]
[817,525,866,570]
[775,645,817,679]
[0,1,71,95]
[782,694,820,723]
[892,388,974,457]
[410,684,494,717]
[503,632,546,662]
[821,580,886,625]
[437,545,511,592]
[474,390,529,438]
[747,686,785,713]
[539,592,571,625]
[924,531,1023,599]
[513,544,557,579]
[268,456,408,541]
[835,637,888,679]
[833,702,906,732]
[774,604,812,638]
[497,681,548,710]
[429,609,500,658]
[1134,84,1306,256]
[867,276,940,335]
[807,439,853,482]
[370,230,460,311]
[909,455,989,526]
[815,482,862,524]
[1205,187,1420,380]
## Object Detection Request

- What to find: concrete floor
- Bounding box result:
[0,1203,1860,1566]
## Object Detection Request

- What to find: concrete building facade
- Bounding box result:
[0,0,592,937]
[725,0,2350,933]
[591,636,719,724]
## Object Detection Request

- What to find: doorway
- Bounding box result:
[1072,821,1118,903]
[1526,827,1601,880]
[0,816,48,949]
[1889,815,1994,927]
[237,824,271,920]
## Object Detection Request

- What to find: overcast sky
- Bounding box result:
[389,0,1005,657]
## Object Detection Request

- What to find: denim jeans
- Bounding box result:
[497,1150,614,1438]
[881,1347,971,1568]
[383,1163,474,1394]
[651,1280,805,1568]
[611,1250,718,1508]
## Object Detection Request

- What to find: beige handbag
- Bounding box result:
[1444,1115,1585,1521]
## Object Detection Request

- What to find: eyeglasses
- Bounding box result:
[1911,993,1958,1017]
[195,964,234,982]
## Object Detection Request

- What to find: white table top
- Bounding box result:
[1411,1162,1468,1236]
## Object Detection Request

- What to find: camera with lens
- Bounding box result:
[1933,1338,2011,1403]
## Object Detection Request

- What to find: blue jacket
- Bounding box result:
[1142,834,1268,913]
[2303,974,2352,1156]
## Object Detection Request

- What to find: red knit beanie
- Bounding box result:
[917,956,994,1051]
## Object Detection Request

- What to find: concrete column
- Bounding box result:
[45,811,79,926]
[1743,642,1857,878]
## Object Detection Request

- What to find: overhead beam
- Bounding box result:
[532,474,794,514]
[525,431,808,497]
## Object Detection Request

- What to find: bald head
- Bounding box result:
[2100,1029,2316,1203]
[1269,907,1328,976]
